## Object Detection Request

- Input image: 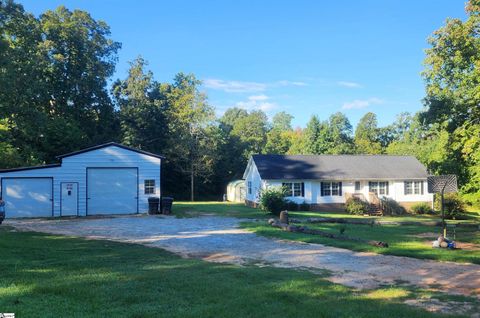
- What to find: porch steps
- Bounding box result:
[368,204,383,216]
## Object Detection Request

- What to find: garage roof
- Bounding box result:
[0,142,165,173]
[56,142,165,159]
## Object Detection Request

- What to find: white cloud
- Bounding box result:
[337,81,362,88]
[275,80,308,87]
[235,95,277,112]
[248,94,269,101]
[203,78,307,93]
[203,79,267,93]
[342,97,383,110]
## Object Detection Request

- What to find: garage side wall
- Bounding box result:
[0,145,161,217]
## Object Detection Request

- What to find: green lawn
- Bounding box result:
[0,226,470,318]
[173,202,480,264]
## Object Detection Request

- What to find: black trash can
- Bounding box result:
[148,197,160,215]
[161,197,174,215]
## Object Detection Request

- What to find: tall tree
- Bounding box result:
[0,2,121,164]
[354,112,382,154]
[164,73,216,201]
[264,111,294,154]
[113,57,168,154]
[230,110,269,158]
[421,0,480,204]
[327,112,354,154]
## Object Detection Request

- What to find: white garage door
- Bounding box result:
[2,178,53,218]
[87,168,138,215]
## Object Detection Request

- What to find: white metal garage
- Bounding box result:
[0,142,163,218]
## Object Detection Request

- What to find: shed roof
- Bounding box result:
[57,142,165,159]
[250,154,429,180]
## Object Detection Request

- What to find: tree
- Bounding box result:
[354,112,382,154]
[230,110,269,158]
[264,111,294,154]
[327,112,354,154]
[113,57,168,154]
[0,2,121,165]
[271,111,293,131]
[164,73,216,201]
[421,0,480,205]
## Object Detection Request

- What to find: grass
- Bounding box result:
[0,227,469,318]
[173,201,480,264]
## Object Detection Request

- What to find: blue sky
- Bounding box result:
[21,0,466,128]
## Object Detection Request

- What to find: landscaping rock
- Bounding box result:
[279,210,289,224]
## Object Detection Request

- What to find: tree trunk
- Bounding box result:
[190,161,195,202]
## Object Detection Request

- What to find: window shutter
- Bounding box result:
[339,182,342,196]
[386,182,389,195]
[421,181,424,195]
[320,182,324,196]
[404,182,407,195]
[301,182,305,197]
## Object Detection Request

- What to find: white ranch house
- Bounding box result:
[0,142,163,218]
[243,154,433,211]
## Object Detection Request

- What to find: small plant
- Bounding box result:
[410,202,433,215]
[434,193,465,219]
[259,187,286,216]
[381,197,406,216]
[345,197,368,215]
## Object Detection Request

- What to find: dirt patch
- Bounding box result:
[405,298,479,317]
[412,232,439,239]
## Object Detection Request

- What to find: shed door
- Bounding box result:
[61,182,78,216]
[87,168,137,215]
[2,178,53,218]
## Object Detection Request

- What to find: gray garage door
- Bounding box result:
[87,168,138,215]
[2,178,53,218]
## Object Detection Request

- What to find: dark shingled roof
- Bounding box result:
[251,154,428,180]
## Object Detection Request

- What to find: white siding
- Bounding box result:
[261,179,433,204]
[0,145,161,217]
[244,162,263,203]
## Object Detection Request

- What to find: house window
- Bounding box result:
[355,181,361,191]
[404,181,423,195]
[248,181,252,195]
[282,182,304,197]
[144,179,155,194]
[321,182,342,196]
[369,182,389,195]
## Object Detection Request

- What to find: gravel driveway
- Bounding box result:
[7,215,480,298]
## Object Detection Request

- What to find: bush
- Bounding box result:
[285,200,299,211]
[410,202,433,215]
[434,193,465,219]
[345,197,368,215]
[259,187,286,216]
[381,197,406,216]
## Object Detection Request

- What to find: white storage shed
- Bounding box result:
[0,142,164,218]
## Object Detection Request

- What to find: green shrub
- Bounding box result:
[410,202,433,215]
[259,187,286,216]
[381,198,406,216]
[285,200,299,211]
[434,193,465,219]
[345,197,368,215]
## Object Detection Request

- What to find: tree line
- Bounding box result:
[0,0,478,205]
